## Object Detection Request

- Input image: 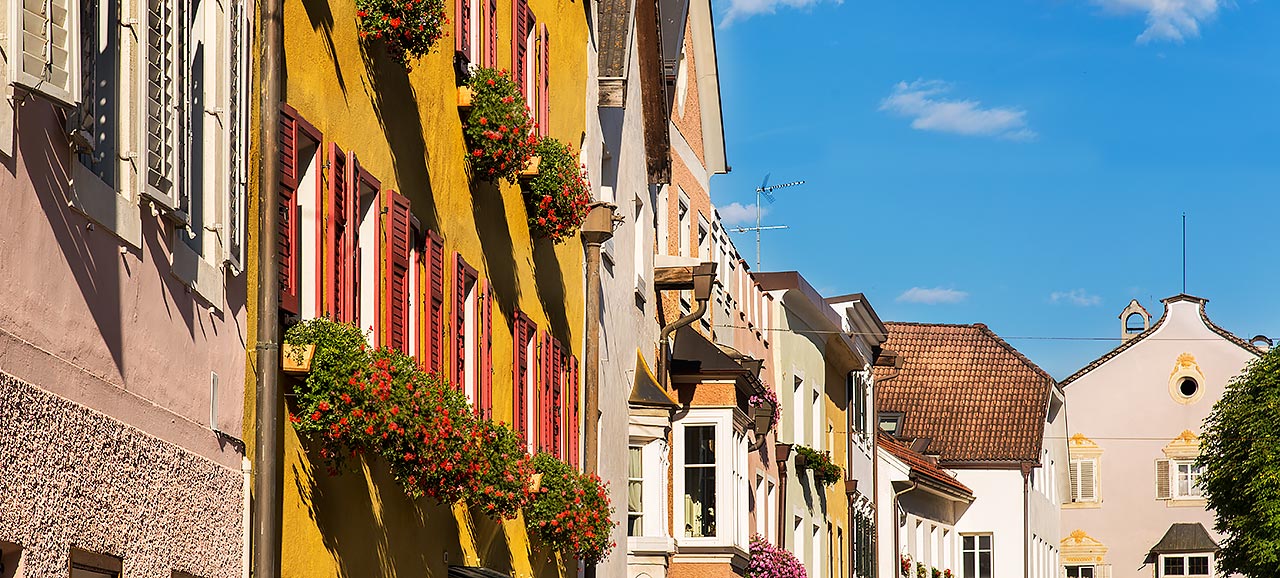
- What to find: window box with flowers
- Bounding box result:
[748,388,779,436]
[523,136,591,243]
[793,444,841,487]
[461,67,538,183]
[525,452,617,564]
[356,0,448,67]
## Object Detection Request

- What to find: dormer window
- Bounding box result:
[879,412,904,437]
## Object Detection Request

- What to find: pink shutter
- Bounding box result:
[538,24,549,136]
[455,0,471,61]
[426,231,445,373]
[384,190,412,352]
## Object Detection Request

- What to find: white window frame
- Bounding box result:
[677,189,690,257]
[1159,553,1212,577]
[461,274,479,406]
[792,370,805,445]
[1172,459,1204,499]
[961,533,993,578]
[1070,457,1099,503]
[356,172,381,340]
[628,444,644,537]
[673,407,746,551]
[1065,565,1095,578]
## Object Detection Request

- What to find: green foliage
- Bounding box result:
[524,137,591,243]
[1198,346,1280,576]
[355,0,447,67]
[463,67,538,183]
[525,452,617,563]
[794,444,842,487]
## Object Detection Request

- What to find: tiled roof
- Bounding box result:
[1145,523,1220,561]
[873,322,1053,465]
[1059,295,1264,387]
[878,432,972,497]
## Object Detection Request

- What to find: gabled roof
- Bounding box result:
[1059,294,1264,387]
[878,432,973,498]
[873,322,1054,465]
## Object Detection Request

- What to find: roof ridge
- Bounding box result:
[884,321,983,328]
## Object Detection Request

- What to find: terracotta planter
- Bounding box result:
[518,155,541,180]
[529,472,544,493]
[793,452,808,469]
[282,343,316,375]
[457,86,474,110]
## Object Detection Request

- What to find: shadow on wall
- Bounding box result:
[360,41,440,235]
[299,0,348,98]
[532,240,571,346]
[471,180,520,322]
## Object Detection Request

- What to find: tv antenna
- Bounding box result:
[729,173,805,270]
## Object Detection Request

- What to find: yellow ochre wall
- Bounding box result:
[242,0,591,574]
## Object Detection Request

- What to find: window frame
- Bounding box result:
[1172,459,1204,499]
[1069,456,1100,503]
[628,444,644,537]
[1065,565,1095,578]
[673,408,745,550]
[961,533,993,578]
[1159,553,1212,577]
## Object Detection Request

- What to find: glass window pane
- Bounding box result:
[979,534,991,549]
[963,552,975,578]
[686,425,715,465]
[627,514,642,537]
[964,536,975,550]
[629,446,643,478]
[1165,556,1185,575]
[684,466,716,537]
[1066,568,1079,578]
[978,552,991,578]
[1189,556,1209,575]
[1082,567,1094,578]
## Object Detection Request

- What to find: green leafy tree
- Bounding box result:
[1198,346,1280,576]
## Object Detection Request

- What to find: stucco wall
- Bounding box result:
[0,372,243,578]
[951,469,1026,578]
[1060,299,1258,578]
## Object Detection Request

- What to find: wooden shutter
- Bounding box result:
[476,280,494,417]
[384,190,412,352]
[538,24,549,136]
[350,155,381,333]
[567,354,579,468]
[1079,459,1097,502]
[455,0,471,61]
[426,231,445,373]
[326,143,352,321]
[453,253,467,392]
[513,312,534,441]
[1069,460,1080,502]
[277,105,302,314]
[224,0,249,271]
[550,338,563,459]
[485,0,498,67]
[511,0,529,98]
[144,0,180,210]
[14,0,80,106]
[538,331,551,451]
[1155,459,1171,500]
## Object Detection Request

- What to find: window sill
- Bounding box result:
[628,536,674,555]
[1166,498,1207,508]
[68,163,142,248]
[1063,501,1102,509]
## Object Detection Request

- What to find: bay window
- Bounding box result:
[674,408,750,553]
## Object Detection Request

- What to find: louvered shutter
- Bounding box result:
[426,230,445,373]
[14,0,81,106]
[550,338,563,459]
[1079,459,1097,502]
[485,0,497,67]
[513,312,531,440]
[277,106,301,314]
[511,0,528,98]
[223,0,249,272]
[384,190,412,352]
[1155,459,1171,500]
[477,280,493,417]
[567,354,578,468]
[1069,460,1081,502]
[455,0,471,62]
[538,331,551,451]
[326,143,350,321]
[143,0,180,210]
[452,253,468,394]
[538,24,548,136]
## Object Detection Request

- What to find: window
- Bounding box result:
[792,373,805,444]
[1177,377,1199,398]
[70,550,121,578]
[962,534,992,578]
[354,157,382,337]
[1162,554,1211,577]
[811,523,821,578]
[513,311,538,450]
[511,0,533,98]
[628,445,644,536]
[684,425,716,538]
[536,23,549,136]
[1125,312,1146,334]
[697,215,710,261]
[766,480,777,543]
[1069,458,1099,502]
[452,254,480,407]
[634,194,647,298]
[794,516,805,561]
[383,191,414,352]
[754,475,766,536]
[278,106,322,316]
[879,412,904,437]
[677,190,690,257]
[1066,565,1095,578]
[811,388,821,451]
[1174,461,1203,499]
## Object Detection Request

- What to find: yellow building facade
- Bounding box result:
[242,0,592,574]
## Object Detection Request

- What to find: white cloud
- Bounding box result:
[718,202,766,227]
[719,0,839,25]
[879,80,1036,141]
[1091,0,1223,43]
[896,287,970,305]
[1050,289,1103,307]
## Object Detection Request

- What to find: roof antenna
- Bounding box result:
[730,173,805,270]
[1182,212,1187,294]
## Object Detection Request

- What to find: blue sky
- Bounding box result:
[706,1,1280,379]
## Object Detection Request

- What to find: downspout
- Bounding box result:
[241,457,251,578]
[253,0,284,575]
[656,263,716,390]
[893,480,917,568]
[1023,466,1031,578]
[579,202,617,578]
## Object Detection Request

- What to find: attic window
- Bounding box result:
[1125,313,1146,334]
[1178,377,1199,398]
[878,412,904,437]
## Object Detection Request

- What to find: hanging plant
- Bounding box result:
[525,452,616,563]
[356,0,448,67]
[462,67,538,183]
[462,418,537,520]
[793,444,842,487]
[523,136,591,243]
[747,534,807,578]
[900,555,913,578]
[748,387,780,430]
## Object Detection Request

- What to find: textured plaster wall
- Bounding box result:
[951,469,1026,578]
[0,372,243,578]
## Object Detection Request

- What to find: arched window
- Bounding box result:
[1125,313,1146,334]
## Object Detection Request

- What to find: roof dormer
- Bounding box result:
[1119,299,1151,341]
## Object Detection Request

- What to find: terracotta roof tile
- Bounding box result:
[873,322,1053,465]
[878,432,972,497]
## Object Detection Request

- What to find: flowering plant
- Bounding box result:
[900,555,912,578]
[463,67,538,183]
[916,562,927,578]
[931,568,942,578]
[525,452,616,563]
[523,136,591,243]
[943,570,954,578]
[747,535,807,578]
[356,0,447,67]
[748,387,780,430]
[793,444,841,487]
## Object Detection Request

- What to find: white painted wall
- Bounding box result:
[952,469,1026,578]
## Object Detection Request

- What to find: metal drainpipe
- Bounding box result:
[579,202,616,578]
[253,0,284,575]
[1023,466,1031,578]
[656,263,715,390]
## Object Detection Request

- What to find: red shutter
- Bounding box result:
[477,280,494,417]
[384,190,412,352]
[538,331,551,452]
[538,24,549,137]
[512,0,529,98]
[513,312,533,442]
[453,253,468,393]
[567,354,579,468]
[550,338,563,459]
[426,231,445,373]
[278,105,301,315]
[455,0,471,62]
[351,156,381,335]
[486,0,497,68]
[326,143,350,321]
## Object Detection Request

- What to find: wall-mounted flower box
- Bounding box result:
[793,444,842,487]
[461,67,537,183]
[522,137,590,244]
[518,155,541,180]
[457,86,474,111]
[793,452,808,469]
[282,343,316,375]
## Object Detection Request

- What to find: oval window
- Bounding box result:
[1178,377,1199,398]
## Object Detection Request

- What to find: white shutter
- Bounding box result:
[1,0,13,158]
[142,0,178,210]
[1155,459,1171,500]
[12,0,80,106]
[1079,459,1097,502]
[221,0,247,271]
[1069,460,1080,501]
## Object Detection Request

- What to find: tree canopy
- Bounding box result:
[1198,346,1280,576]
